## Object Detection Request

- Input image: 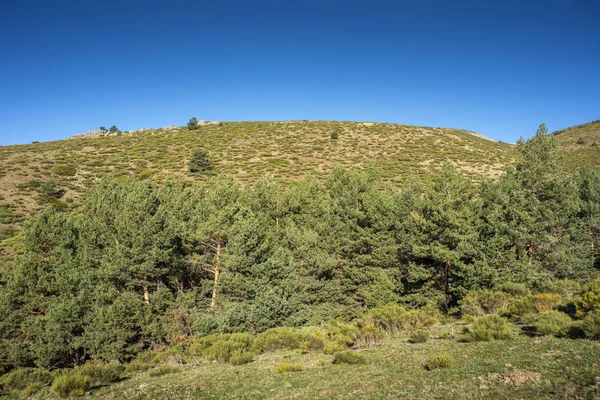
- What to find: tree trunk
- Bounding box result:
[143,285,150,304]
[526,241,534,265]
[210,240,221,308]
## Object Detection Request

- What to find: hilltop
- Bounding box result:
[551,119,600,169]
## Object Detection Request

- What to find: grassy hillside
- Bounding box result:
[552,119,600,170]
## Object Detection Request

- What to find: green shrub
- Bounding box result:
[352,325,385,349]
[252,327,303,354]
[425,353,454,370]
[0,367,53,391]
[52,165,77,176]
[330,131,339,140]
[461,290,511,316]
[276,363,303,373]
[510,293,561,316]
[229,352,254,366]
[125,360,152,374]
[409,330,429,343]
[151,348,187,365]
[332,351,366,365]
[51,372,91,398]
[148,365,182,377]
[575,276,600,317]
[497,282,529,297]
[522,310,572,337]
[190,333,254,363]
[462,315,514,342]
[76,360,124,385]
[582,312,600,339]
[363,305,438,334]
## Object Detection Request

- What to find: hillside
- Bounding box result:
[552,119,600,170]
[0,120,515,224]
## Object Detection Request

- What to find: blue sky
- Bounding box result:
[0,0,598,146]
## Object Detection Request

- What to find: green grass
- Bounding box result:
[40,335,598,400]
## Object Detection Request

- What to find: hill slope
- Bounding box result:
[552,119,600,169]
[0,121,516,219]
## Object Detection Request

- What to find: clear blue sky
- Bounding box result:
[1,0,598,146]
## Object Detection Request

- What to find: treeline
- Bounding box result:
[0,125,599,370]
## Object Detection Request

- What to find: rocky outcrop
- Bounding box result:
[67,130,114,140]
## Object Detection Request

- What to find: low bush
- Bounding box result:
[76,360,124,385]
[252,327,303,354]
[510,293,561,316]
[409,330,429,343]
[0,367,54,392]
[352,325,385,349]
[52,165,77,176]
[276,363,303,373]
[229,352,254,366]
[575,275,600,317]
[51,372,91,398]
[498,282,529,297]
[332,351,366,365]
[462,315,514,342]
[425,353,454,370]
[582,312,600,339]
[148,365,181,377]
[363,304,438,334]
[125,360,152,374]
[461,290,510,316]
[522,310,572,337]
[190,333,254,363]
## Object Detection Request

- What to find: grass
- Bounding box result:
[37,334,597,400]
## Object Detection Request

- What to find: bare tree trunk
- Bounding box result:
[210,240,221,308]
[143,285,150,304]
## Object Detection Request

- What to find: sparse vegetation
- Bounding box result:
[332,350,366,364]
[276,362,303,373]
[425,353,454,370]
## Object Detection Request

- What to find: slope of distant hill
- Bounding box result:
[0,121,516,218]
[552,120,600,169]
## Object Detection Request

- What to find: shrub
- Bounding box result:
[330,131,339,140]
[77,360,124,385]
[363,304,437,334]
[125,360,152,374]
[522,310,572,337]
[352,325,385,349]
[575,276,600,317]
[409,330,429,343]
[189,149,213,174]
[229,352,254,366]
[148,365,182,377]
[461,290,511,316]
[299,323,356,354]
[582,312,600,339]
[577,137,585,144]
[0,367,53,391]
[276,363,303,373]
[252,327,303,354]
[425,353,454,370]
[332,351,366,365]
[52,165,77,176]
[497,282,529,297]
[51,372,91,398]
[462,315,514,342]
[510,293,561,316]
[190,333,255,363]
